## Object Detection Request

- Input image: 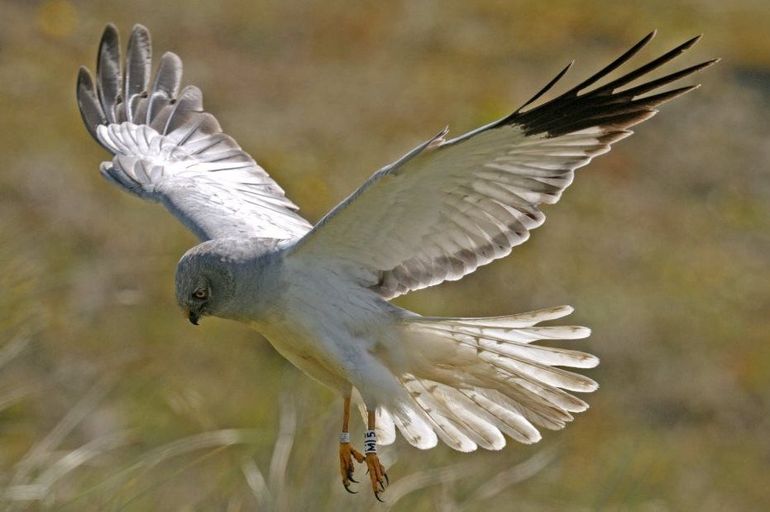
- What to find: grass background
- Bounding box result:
[1,0,768,510]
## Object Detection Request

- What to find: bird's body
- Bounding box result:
[177,202,599,451]
[77,24,715,497]
[235,242,404,403]
[180,237,437,411]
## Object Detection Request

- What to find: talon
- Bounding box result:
[375,491,384,503]
[384,472,389,486]
[365,452,388,499]
[339,440,365,493]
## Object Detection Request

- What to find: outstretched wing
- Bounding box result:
[77,24,312,241]
[289,32,716,298]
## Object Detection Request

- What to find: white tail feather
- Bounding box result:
[392,305,598,451]
[432,383,506,450]
[403,375,478,452]
[459,388,541,443]
[389,402,438,450]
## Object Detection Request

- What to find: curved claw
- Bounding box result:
[340,441,365,493]
[374,491,384,503]
[365,452,388,500]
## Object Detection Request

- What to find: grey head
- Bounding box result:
[175,237,281,325]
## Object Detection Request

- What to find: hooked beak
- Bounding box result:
[187,309,200,326]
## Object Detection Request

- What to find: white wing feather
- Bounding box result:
[77,24,311,241]
[290,32,716,298]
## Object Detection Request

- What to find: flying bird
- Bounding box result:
[76,24,715,499]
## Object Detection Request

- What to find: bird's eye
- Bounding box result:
[192,288,208,300]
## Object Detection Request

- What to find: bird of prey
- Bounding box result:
[77,24,715,499]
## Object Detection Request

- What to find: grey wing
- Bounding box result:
[77,24,312,241]
[289,32,716,298]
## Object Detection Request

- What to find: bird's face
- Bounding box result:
[175,249,236,326]
[177,274,211,325]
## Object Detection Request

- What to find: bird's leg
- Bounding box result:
[339,395,364,493]
[364,409,389,501]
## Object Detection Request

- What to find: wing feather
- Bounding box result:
[78,24,311,241]
[290,33,716,298]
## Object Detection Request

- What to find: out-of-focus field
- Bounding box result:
[1,1,768,510]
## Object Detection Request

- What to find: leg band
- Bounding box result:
[364,430,377,454]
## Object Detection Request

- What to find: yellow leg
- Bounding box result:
[339,396,364,493]
[364,409,389,501]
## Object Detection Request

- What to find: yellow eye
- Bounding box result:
[192,288,208,300]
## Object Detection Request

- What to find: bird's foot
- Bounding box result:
[363,424,388,501]
[365,452,389,501]
[339,439,365,494]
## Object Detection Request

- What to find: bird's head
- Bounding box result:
[175,242,237,326]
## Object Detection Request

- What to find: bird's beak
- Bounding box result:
[186,308,200,326]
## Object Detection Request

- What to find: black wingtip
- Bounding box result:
[516,60,574,114]
[618,57,719,99]
[561,30,657,97]
[682,33,703,49]
[636,84,701,109]
[681,58,721,79]
[643,29,658,44]
[591,34,708,96]
[668,33,704,56]
[507,32,715,138]
[631,30,658,58]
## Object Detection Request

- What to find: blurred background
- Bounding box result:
[1,0,768,510]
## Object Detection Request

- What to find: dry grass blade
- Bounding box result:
[0,336,30,370]
[268,394,297,512]
[241,457,271,511]
[126,428,263,474]
[0,385,34,413]
[9,377,114,489]
[4,432,128,502]
[57,428,264,509]
[375,462,470,511]
[460,447,558,506]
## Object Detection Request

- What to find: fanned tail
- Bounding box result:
[388,305,598,451]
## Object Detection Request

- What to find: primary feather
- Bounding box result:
[290,31,717,299]
[77,24,311,241]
